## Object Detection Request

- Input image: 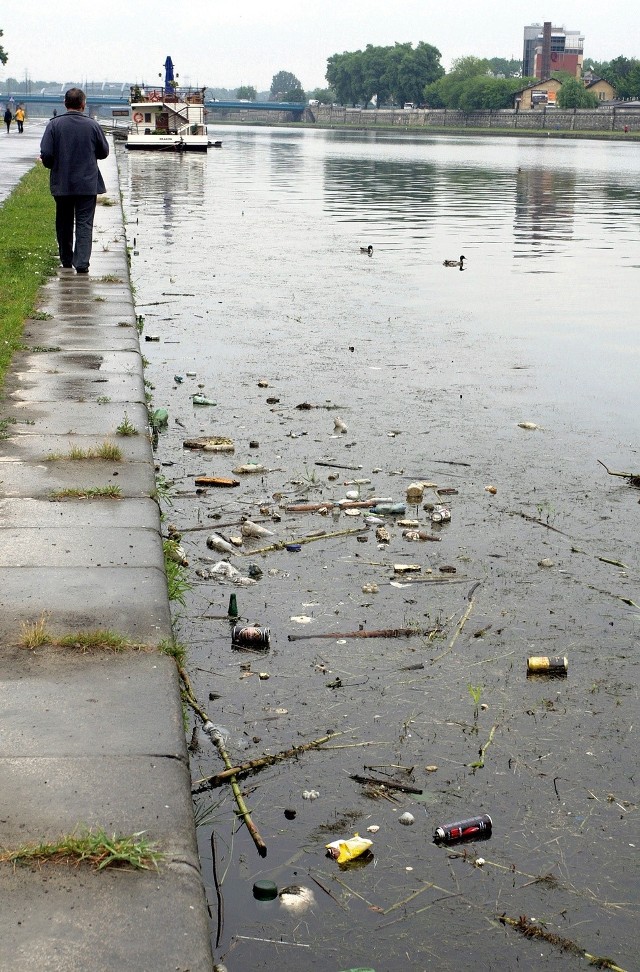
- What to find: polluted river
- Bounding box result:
[118,126,639,972]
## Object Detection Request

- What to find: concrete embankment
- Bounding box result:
[0,146,213,970]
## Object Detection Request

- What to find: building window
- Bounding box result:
[145,113,152,123]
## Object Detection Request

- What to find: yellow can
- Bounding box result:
[527,655,568,675]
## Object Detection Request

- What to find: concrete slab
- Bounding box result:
[0,566,172,642]
[0,755,198,862]
[0,650,182,756]
[5,370,146,404]
[10,349,142,376]
[0,527,164,568]
[1,433,153,464]
[0,455,156,499]
[20,321,140,351]
[0,866,213,972]
[0,400,150,436]
[0,497,161,530]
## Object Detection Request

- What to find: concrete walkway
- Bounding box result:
[0,148,214,970]
[0,119,47,203]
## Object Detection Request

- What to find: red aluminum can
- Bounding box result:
[434,814,492,843]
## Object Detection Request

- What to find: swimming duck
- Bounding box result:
[360,245,373,256]
[443,255,465,267]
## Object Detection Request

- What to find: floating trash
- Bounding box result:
[192,394,217,406]
[518,421,539,430]
[279,885,315,913]
[434,814,492,844]
[326,833,373,864]
[241,520,273,538]
[527,655,568,675]
[334,417,348,434]
[183,435,234,452]
[206,534,237,555]
[302,789,320,801]
[399,812,415,826]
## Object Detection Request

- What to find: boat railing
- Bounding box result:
[129,86,205,105]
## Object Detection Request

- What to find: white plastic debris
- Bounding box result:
[206,534,237,555]
[241,520,274,538]
[302,789,320,800]
[399,812,415,826]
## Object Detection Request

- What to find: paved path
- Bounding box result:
[0,147,214,970]
[0,119,47,202]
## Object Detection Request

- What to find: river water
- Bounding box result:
[118,126,639,972]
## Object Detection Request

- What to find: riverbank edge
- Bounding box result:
[210,118,639,141]
[0,147,214,971]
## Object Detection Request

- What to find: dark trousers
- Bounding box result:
[54,195,97,271]
[17,120,23,133]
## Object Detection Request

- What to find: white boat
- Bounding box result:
[126,57,221,152]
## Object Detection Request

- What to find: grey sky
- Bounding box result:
[1,0,638,90]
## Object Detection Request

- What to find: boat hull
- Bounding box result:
[126,134,210,152]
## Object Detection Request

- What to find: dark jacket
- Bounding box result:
[40,111,110,196]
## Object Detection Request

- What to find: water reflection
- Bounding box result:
[514,167,576,257]
[125,153,207,241]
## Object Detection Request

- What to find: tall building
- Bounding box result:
[522,23,584,79]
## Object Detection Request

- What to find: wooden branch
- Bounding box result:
[350,774,423,794]
[176,662,267,857]
[194,731,345,787]
[245,526,366,555]
[597,458,640,481]
[431,588,479,663]
[288,626,438,642]
[499,914,628,971]
[210,731,267,857]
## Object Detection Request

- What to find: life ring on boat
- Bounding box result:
[132,112,144,123]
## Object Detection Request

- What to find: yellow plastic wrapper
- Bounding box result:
[325,833,373,864]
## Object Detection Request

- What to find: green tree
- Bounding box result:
[270,70,304,102]
[236,85,257,101]
[326,42,443,108]
[0,28,8,66]
[486,57,522,77]
[556,77,599,108]
[307,87,335,104]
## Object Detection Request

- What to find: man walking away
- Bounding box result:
[40,88,109,273]
[3,106,12,133]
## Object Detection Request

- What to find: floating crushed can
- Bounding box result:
[231,624,270,649]
[527,656,568,676]
[430,504,451,523]
[434,814,492,844]
[326,833,373,864]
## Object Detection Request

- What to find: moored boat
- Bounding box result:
[126,56,220,152]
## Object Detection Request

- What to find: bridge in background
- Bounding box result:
[4,94,306,117]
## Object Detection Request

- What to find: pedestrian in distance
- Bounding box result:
[40,87,109,274]
[15,105,25,133]
[3,106,12,133]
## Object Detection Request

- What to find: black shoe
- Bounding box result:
[60,264,73,269]
[76,267,90,274]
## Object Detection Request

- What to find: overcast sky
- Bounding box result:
[1,0,638,90]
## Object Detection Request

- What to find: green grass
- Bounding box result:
[49,485,123,500]
[116,412,139,436]
[163,542,190,605]
[19,617,153,652]
[46,442,123,462]
[0,829,162,871]
[0,163,58,390]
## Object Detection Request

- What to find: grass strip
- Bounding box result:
[0,829,162,871]
[0,163,57,390]
[20,618,153,652]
